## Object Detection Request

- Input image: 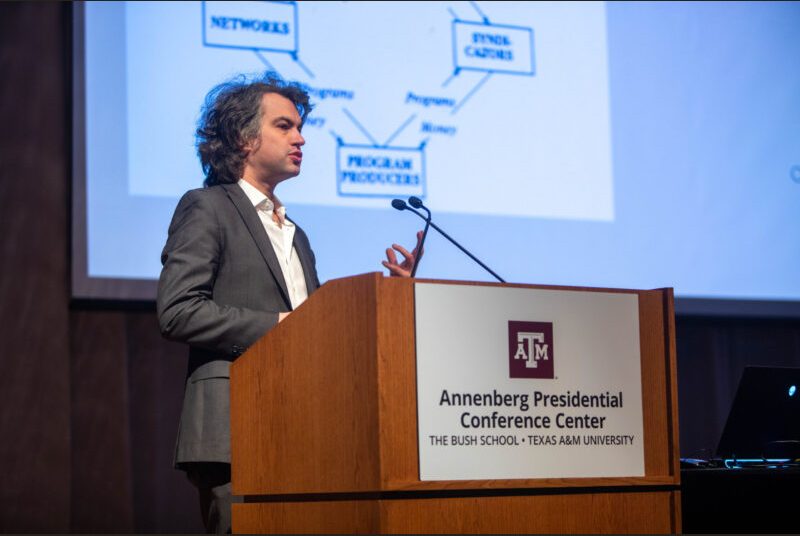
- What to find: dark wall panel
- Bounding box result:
[69,310,133,532]
[68,309,200,533]
[126,313,200,533]
[0,3,202,532]
[0,2,71,531]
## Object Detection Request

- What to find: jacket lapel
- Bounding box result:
[222,183,292,308]
[290,223,319,294]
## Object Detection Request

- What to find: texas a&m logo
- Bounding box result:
[508,321,554,379]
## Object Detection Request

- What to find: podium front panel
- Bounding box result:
[414,282,645,481]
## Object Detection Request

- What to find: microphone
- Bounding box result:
[391,197,506,283]
[408,196,429,218]
[407,198,432,277]
[391,198,430,276]
[391,198,408,211]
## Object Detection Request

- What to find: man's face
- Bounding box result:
[244,92,305,185]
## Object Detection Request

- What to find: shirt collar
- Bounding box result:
[237,178,289,224]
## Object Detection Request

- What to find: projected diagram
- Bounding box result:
[126,1,613,220]
[202,1,533,200]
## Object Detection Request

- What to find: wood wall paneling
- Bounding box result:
[0,2,71,531]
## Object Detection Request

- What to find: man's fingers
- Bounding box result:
[386,265,410,277]
[382,259,409,276]
[383,234,425,277]
[392,243,413,261]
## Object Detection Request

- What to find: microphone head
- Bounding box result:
[408,196,423,209]
[391,199,408,211]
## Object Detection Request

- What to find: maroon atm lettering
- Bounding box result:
[508,321,554,379]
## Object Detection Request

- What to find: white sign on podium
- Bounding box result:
[415,283,645,481]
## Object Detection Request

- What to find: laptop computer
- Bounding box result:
[715,366,800,461]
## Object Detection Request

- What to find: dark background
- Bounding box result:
[1,3,798,532]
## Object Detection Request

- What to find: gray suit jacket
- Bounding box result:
[157,183,320,465]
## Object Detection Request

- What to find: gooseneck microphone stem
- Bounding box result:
[410,209,431,278]
[392,199,506,283]
[425,218,506,283]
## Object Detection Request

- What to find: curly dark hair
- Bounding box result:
[196,72,312,187]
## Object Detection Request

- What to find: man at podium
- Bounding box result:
[156,73,420,534]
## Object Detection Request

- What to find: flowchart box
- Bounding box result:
[453,20,534,76]
[337,144,426,198]
[202,1,297,54]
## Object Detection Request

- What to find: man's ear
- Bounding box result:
[241,136,260,157]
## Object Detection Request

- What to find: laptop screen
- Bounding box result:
[716,366,800,459]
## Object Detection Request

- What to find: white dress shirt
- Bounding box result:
[237,179,309,310]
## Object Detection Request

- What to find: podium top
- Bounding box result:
[231,273,679,495]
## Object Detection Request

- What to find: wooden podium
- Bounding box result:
[230,273,681,533]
